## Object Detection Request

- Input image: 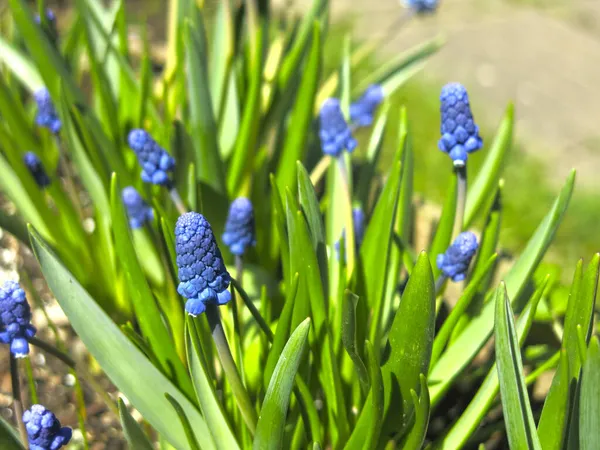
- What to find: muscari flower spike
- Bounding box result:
[350,84,384,127]
[319,98,357,158]
[34,88,61,135]
[222,197,256,256]
[403,0,440,13]
[122,186,154,229]
[436,231,478,282]
[23,152,51,188]
[0,281,36,357]
[127,129,176,186]
[175,212,231,316]
[335,207,366,260]
[23,404,72,450]
[438,82,483,167]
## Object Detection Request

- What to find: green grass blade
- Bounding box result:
[428,175,457,277]
[429,170,575,407]
[494,284,542,450]
[165,394,201,450]
[0,76,38,150]
[0,416,24,450]
[464,104,514,227]
[0,36,43,91]
[118,398,154,450]
[579,336,600,450]
[29,226,213,450]
[254,319,311,450]
[341,290,369,391]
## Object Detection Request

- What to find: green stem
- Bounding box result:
[452,165,467,241]
[10,355,27,446]
[23,357,38,404]
[309,155,331,186]
[204,304,257,435]
[231,278,274,341]
[235,255,244,287]
[169,187,187,215]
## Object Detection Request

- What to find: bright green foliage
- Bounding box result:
[0,1,597,449]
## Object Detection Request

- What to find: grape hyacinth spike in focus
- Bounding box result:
[175,212,232,316]
[403,0,440,13]
[319,98,358,158]
[34,88,61,134]
[127,129,176,186]
[336,207,366,260]
[438,82,483,167]
[122,186,154,229]
[0,281,37,358]
[436,231,479,282]
[23,404,72,450]
[222,197,256,256]
[23,152,51,188]
[350,84,384,127]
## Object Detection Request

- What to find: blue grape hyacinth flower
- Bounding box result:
[175,212,231,316]
[34,88,61,134]
[350,84,384,127]
[403,0,440,13]
[122,186,153,229]
[222,197,256,256]
[438,83,483,167]
[23,404,72,450]
[0,281,37,357]
[436,232,478,282]
[23,152,51,188]
[335,207,366,260]
[319,98,357,158]
[127,129,175,186]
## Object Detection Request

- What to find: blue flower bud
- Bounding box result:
[127,129,175,186]
[23,404,72,450]
[34,88,61,134]
[319,98,357,158]
[436,232,478,282]
[35,9,56,25]
[122,187,153,229]
[222,197,256,256]
[335,207,366,260]
[438,83,483,167]
[0,281,36,358]
[175,212,231,316]
[23,152,51,188]
[350,85,384,127]
[403,0,440,13]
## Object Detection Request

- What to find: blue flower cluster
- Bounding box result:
[0,281,36,357]
[222,197,256,256]
[127,129,176,186]
[438,83,483,167]
[350,84,384,127]
[436,232,478,282]
[23,152,51,188]
[403,0,440,13]
[336,207,366,260]
[175,212,231,316]
[122,186,153,229]
[34,88,61,135]
[23,404,72,450]
[319,98,357,158]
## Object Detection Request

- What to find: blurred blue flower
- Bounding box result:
[34,88,61,134]
[35,8,56,25]
[127,129,175,186]
[0,281,36,358]
[436,232,478,282]
[23,404,72,450]
[222,197,256,256]
[403,0,439,13]
[319,98,357,157]
[438,83,483,167]
[122,186,153,229]
[335,207,366,260]
[23,152,51,188]
[350,84,384,127]
[175,212,231,316]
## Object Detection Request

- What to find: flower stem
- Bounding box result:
[435,275,447,296]
[23,357,38,404]
[169,187,187,215]
[204,304,257,435]
[10,354,27,446]
[235,255,244,288]
[309,155,332,186]
[452,165,467,241]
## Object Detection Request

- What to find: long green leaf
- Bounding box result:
[165,394,201,450]
[254,319,311,450]
[118,398,154,450]
[0,35,43,91]
[399,374,430,450]
[29,227,213,450]
[428,175,457,276]
[341,290,369,391]
[579,336,600,450]
[429,170,575,406]
[495,284,542,450]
